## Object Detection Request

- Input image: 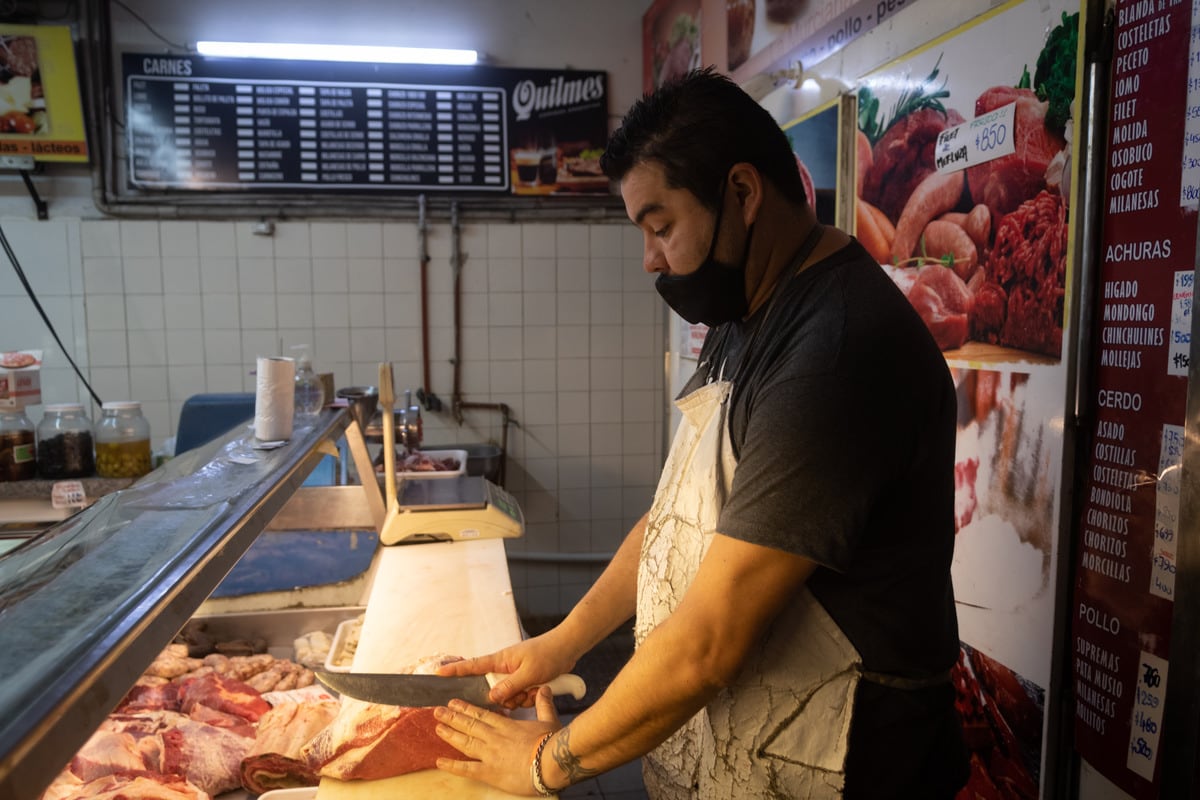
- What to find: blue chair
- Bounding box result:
[175,393,255,455]
[176,392,338,486]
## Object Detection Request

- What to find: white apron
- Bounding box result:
[636,379,862,799]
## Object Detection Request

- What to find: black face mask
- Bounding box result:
[655,194,754,326]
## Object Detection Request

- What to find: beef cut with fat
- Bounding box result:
[863,107,966,223]
[966,87,1065,220]
[240,699,340,793]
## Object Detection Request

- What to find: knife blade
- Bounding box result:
[314,670,586,709]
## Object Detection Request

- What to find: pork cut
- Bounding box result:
[966,86,1065,220]
[240,699,339,794]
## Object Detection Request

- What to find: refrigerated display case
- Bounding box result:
[0,406,382,800]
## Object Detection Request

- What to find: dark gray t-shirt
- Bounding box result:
[682,238,959,678]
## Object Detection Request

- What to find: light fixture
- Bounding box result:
[195,41,478,66]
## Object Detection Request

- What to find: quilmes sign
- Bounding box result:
[122,54,608,196]
[511,73,605,121]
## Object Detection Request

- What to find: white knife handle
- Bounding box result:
[486,672,587,700]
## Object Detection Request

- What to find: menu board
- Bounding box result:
[122,54,608,195]
[1070,0,1196,796]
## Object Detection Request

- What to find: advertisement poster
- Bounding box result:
[643,0,702,92]
[850,2,1084,796]
[781,98,840,225]
[1069,0,1196,795]
[725,0,925,83]
[0,24,88,163]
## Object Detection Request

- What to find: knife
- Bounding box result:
[314,670,587,709]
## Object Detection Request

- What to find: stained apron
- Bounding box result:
[636,379,862,799]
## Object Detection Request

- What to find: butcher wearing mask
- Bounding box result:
[433,67,968,799]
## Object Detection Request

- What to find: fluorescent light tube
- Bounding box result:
[195,41,478,65]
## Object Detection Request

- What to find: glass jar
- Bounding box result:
[95,401,152,479]
[38,403,95,479]
[0,409,36,481]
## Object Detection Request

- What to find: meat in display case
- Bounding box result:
[0,407,381,799]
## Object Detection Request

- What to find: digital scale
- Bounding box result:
[379,474,525,545]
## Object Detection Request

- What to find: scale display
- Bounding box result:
[122,54,608,195]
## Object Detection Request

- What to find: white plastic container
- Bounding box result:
[324,615,365,673]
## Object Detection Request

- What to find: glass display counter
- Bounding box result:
[0,407,380,799]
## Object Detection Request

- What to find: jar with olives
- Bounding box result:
[95,401,152,479]
[38,404,95,479]
[0,408,36,481]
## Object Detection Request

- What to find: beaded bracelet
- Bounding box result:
[530,731,557,797]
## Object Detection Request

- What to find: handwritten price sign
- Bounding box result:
[1126,651,1169,781]
[934,101,1017,174]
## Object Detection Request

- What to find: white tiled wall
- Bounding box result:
[0,216,665,618]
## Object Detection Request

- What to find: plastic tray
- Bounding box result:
[391,449,468,479]
[324,615,365,673]
[258,788,317,800]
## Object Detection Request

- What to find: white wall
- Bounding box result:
[0,0,661,620]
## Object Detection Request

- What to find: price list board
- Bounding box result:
[1070,0,1196,796]
[121,55,608,194]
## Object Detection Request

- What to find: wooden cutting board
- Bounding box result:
[317,539,536,800]
[318,772,530,800]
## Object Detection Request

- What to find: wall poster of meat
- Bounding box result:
[847,3,1085,797]
[643,0,702,93]
[951,366,1062,798]
[854,1,1082,366]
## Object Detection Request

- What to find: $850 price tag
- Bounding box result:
[934,101,1017,174]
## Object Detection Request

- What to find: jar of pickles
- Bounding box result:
[95,401,152,478]
[38,403,95,479]
[0,409,36,481]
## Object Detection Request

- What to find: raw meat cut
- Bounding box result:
[301,653,470,781]
[966,87,1065,220]
[985,190,1068,357]
[240,699,339,794]
[116,677,179,713]
[160,720,252,796]
[904,264,973,350]
[45,771,208,800]
[177,672,271,723]
[68,730,155,783]
[969,280,1008,345]
[862,107,966,223]
[302,699,467,781]
[187,702,256,737]
[100,711,253,796]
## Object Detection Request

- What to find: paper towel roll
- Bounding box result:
[255,356,295,441]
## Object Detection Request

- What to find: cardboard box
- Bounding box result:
[0,350,42,409]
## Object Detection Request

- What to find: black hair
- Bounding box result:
[600,66,807,211]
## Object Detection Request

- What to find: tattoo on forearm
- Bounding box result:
[552,727,600,785]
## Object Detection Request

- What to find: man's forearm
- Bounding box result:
[553,512,647,660]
